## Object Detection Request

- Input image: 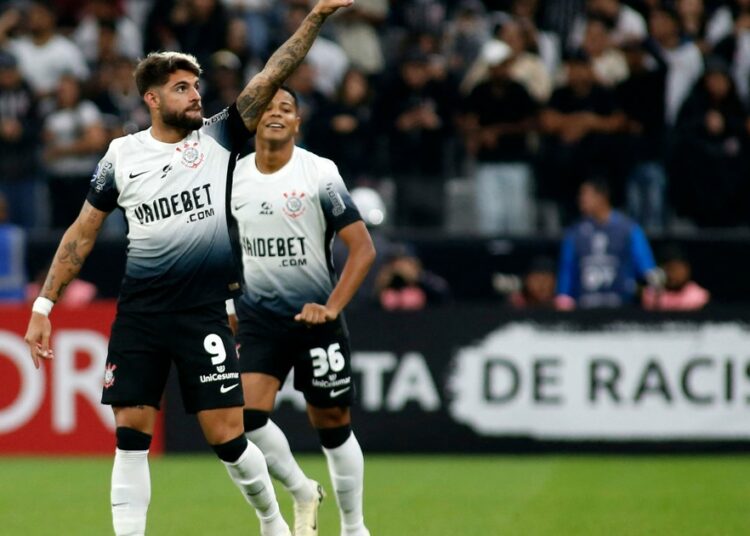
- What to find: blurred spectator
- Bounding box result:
[668,58,750,227]
[311,68,376,183]
[26,263,98,307]
[569,0,648,49]
[675,0,709,50]
[711,2,750,105]
[284,61,329,147]
[73,0,143,65]
[507,256,558,309]
[538,51,627,223]
[579,15,629,87]
[0,51,42,229]
[508,0,562,78]
[556,178,662,309]
[273,2,349,98]
[170,0,231,70]
[443,0,490,81]
[221,0,276,58]
[330,0,387,76]
[0,192,27,302]
[649,6,704,126]
[0,3,89,100]
[224,16,263,81]
[374,243,450,311]
[43,75,107,228]
[202,50,243,116]
[706,0,750,47]
[537,0,585,48]
[91,56,150,137]
[617,40,668,232]
[461,40,539,234]
[461,20,552,102]
[376,49,457,227]
[641,244,710,310]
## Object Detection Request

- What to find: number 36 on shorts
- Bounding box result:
[310,343,345,377]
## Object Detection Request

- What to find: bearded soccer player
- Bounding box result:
[23,2,352,535]
[228,87,375,536]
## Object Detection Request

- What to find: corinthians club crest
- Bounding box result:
[103,363,117,389]
[283,190,306,218]
[177,141,205,169]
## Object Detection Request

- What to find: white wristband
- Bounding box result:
[225,298,236,316]
[32,297,54,317]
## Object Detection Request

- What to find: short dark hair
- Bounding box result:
[134,52,202,96]
[279,85,299,110]
[582,176,611,199]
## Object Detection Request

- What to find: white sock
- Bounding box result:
[223,440,287,533]
[247,420,315,503]
[111,448,150,536]
[323,433,367,534]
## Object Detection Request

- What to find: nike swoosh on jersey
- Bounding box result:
[234,201,250,211]
[128,170,149,179]
[329,386,351,398]
[220,383,239,394]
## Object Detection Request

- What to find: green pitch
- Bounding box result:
[1,454,748,535]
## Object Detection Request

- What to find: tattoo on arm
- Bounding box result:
[237,11,326,128]
[60,240,84,267]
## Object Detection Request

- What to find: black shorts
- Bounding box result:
[101,302,243,414]
[236,305,354,408]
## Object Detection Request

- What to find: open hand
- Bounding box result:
[24,313,54,369]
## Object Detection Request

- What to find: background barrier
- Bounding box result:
[3,302,748,454]
[0,302,164,454]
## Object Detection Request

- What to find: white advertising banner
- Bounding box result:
[448,322,750,440]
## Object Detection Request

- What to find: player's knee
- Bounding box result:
[211,433,248,463]
[116,427,152,451]
[317,424,352,449]
[243,409,269,433]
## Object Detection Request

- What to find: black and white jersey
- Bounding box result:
[87,105,250,312]
[232,146,362,317]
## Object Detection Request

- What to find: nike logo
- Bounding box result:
[234,201,250,211]
[111,502,128,507]
[128,170,149,179]
[329,386,351,398]
[220,383,239,394]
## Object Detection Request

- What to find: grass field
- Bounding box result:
[1,454,749,535]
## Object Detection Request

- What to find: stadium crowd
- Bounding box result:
[1,0,750,235]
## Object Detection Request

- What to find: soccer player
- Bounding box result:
[228,87,376,536]
[22,2,353,535]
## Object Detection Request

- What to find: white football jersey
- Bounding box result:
[232,146,361,317]
[87,105,250,312]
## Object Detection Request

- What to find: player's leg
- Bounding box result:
[308,406,369,536]
[101,311,171,536]
[297,326,368,536]
[196,407,289,536]
[110,406,157,536]
[173,302,289,535]
[243,372,323,536]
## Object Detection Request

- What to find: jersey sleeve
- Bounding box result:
[317,159,362,232]
[201,104,252,151]
[86,144,119,212]
[629,224,657,277]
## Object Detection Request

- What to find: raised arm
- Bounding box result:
[24,201,108,368]
[235,0,353,132]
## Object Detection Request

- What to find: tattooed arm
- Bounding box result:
[236,0,353,132]
[24,201,107,368]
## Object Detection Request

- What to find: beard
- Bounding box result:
[161,107,204,131]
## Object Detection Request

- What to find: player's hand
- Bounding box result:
[312,0,354,17]
[23,313,54,369]
[294,303,338,326]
